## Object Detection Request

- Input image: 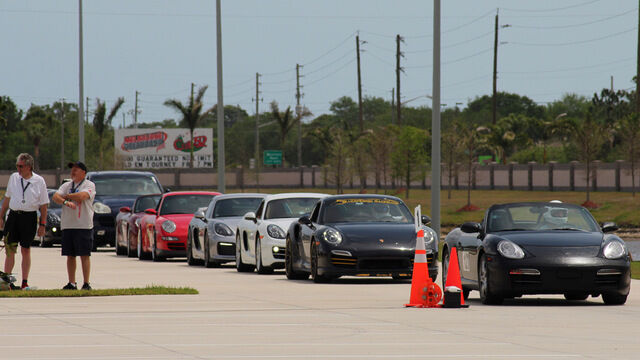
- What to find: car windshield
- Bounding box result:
[486,203,600,232]
[160,194,215,215]
[92,175,162,196]
[48,191,61,209]
[322,198,413,224]
[213,198,263,218]
[134,195,161,213]
[264,198,320,219]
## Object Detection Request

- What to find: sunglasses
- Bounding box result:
[16,164,25,169]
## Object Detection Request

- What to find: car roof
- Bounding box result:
[322,194,404,202]
[163,191,221,198]
[210,193,266,201]
[489,202,583,209]
[87,171,157,177]
[264,193,328,201]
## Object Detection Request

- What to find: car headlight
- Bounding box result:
[321,228,343,245]
[497,240,525,259]
[47,213,60,223]
[161,220,177,233]
[215,223,234,236]
[93,202,111,214]
[266,224,286,239]
[423,228,436,245]
[602,241,626,259]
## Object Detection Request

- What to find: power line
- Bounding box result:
[406,47,493,69]
[305,58,356,87]
[365,50,394,66]
[510,27,636,46]
[511,8,636,30]
[304,48,355,76]
[406,9,495,39]
[502,0,601,13]
[502,57,635,74]
[405,30,493,54]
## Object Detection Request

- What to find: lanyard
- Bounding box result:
[20,178,31,204]
[71,179,85,194]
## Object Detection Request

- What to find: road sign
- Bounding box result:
[263,150,282,165]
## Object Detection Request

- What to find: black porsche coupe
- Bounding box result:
[442,202,631,305]
[284,194,438,283]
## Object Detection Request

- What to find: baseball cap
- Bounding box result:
[67,161,88,172]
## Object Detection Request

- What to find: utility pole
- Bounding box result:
[611,76,614,92]
[122,112,125,128]
[492,9,499,125]
[60,98,65,170]
[356,34,364,132]
[637,1,640,114]
[253,72,262,192]
[86,97,89,124]
[391,88,395,124]
[396,34,404,125]
[134,91,140,128]
[432,0,442,243]
[78,0,85,162]
[215,0,226,193]
[296,64,304,188]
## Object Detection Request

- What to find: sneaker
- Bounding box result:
[21,281,29,290]
[9,283,19,291]
[62,282,77,290]
[81,283,92,290]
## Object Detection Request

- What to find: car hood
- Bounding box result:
[158,214,195,235]
[212,216,243,230]
[332,223,417,248]
[264,218,297,230]
[497,231,604,247]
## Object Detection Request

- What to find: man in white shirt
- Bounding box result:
[0,153,49,290]
[52,161,96,290]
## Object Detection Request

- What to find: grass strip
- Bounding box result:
[631,262,640,280]
[0,285,198,298]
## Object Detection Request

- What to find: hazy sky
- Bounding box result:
[1,0,637,125]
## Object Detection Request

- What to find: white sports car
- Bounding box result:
[235,193,327,274]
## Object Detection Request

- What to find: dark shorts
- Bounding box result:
[62,229,93,257]
[5,211,37,249]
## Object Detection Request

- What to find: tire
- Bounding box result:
[137,230,145,260]
[115,224,126,255]
[204,232,220,268]
[564,293,589,301]
[311,241,331,283]
[40,235,52,248]
[255,237,274,274]
[187,231,202,266]
[127,231,136,258]
[602,293,627,305]
[478,254,503,305]
[151,235,165,262]
[285,236,309,280]
[441,249,450,286]
[235,232,255,272]
[462,287,471,300]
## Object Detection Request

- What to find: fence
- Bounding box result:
[1,160,638,192]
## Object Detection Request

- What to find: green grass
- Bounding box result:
[0,285,198,298]
[632,262,640,280]
[237,188,640,228]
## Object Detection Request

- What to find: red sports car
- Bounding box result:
[138,191,220,261]
[115,194,161,257]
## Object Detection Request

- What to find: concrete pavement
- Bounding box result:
[0,246,638,359]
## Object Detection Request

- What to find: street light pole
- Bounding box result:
[78,0,85,162]
[431,0,442,240]
[215,0,225,193]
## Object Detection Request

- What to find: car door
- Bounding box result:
[457,220,484,284]
[245,200,264,263]
[300,202,321,268]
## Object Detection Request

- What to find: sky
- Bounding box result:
[1,0,637,126]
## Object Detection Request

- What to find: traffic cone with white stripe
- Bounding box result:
[443,246,467,307]
[405,230,442,308]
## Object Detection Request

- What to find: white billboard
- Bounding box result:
[114,128,214,169]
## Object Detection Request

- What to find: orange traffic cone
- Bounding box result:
[444,247,466,306]
[405,230,441,307]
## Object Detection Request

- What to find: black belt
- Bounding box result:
[10,210,37,215]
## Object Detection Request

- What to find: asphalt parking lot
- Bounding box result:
[1,247,638,360]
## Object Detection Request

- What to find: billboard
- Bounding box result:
[114,128,214,169]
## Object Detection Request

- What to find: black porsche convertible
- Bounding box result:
[442,202,631,305]
[284,194,438,283]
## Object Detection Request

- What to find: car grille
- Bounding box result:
[410,253,435,266]
[217,243,235,256]
[331,254,358,268]
[360,258,411,270]
[167,243,185,251]
[97,216,115,227]
[272,246,285,259]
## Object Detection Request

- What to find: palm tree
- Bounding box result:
[22,105,52,171]
[164,85,212,168]
[93,97,125,170]
[270,101,298,166]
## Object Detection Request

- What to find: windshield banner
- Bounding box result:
[114,128,213,168]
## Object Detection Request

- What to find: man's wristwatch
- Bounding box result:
[63,200,69,206]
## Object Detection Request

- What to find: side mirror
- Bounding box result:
[194,210,206,221]
[421,215,431,225]
[461,222,482,234]
[164,188,171,193]
[298,215,314,228]
[602,222,619,233]
[144,208,157,216]
[244,212,257,222]
[120,206,131,213]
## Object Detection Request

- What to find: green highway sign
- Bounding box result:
[263,150,283,165]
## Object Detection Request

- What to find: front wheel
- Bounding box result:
[478,254,503,305]
[311,242,331,283]
[236,233,255,272]
[285,236,309,280]
[187,231,201,266]
[441,249,450,285]
[151,234,165,262]
[204,232,220,268]
[602,293,627,305]
[255,237,274,274]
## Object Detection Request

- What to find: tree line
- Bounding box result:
[2,82,639,200]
